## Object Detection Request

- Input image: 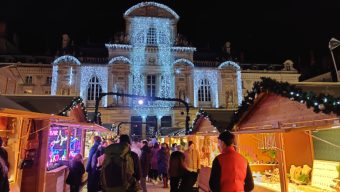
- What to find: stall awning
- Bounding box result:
[6,95,76,114]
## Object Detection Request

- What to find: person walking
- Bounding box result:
[140,140,151,192]
[157,143,170,188]
[168,151,185,192]
[0,137,9,167]
[66,154,85,192]
[101,134,142,192]
[86,136,101,192]
[184,141,200,187]
[150,142,160,184]
[209,131,254,192]
[0,156,9,192]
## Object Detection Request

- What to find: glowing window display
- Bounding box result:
[47,125,68,170]
[69,128,82,160]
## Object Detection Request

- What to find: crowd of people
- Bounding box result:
[0,130,254,192]
[77,134,203,192]
[75,131,254,192]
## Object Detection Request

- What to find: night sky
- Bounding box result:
[1,0,340,78]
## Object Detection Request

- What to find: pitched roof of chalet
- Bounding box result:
[192,109,234,134]
[229,78,340,133]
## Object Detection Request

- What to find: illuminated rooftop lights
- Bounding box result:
[124,2,180,20]
[52,55,81,65]
[108,56,132,65]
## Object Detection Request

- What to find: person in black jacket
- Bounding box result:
[140,140,151,192]
[0,137,8,168]
[86,136,101,192]
[67,154,85,192]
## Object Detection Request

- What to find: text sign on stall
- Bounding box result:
[311,160,339,191]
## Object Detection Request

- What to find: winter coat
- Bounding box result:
[86,142,100,173]
[184,148,200,172]
[150,148,159,170]
[140,145,151,177]
[209,146,254,192]
[67,161,85,186]
[101,143,135,191]
[0,157,9,192]
[157,147,170,174]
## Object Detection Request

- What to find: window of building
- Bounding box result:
[24,89,32,94]
[131,116,142,140]
[25,76,33,85]
[198,79,211,102]
[146,116,157,137]
[87,76,102,101]
[146,75,156,97]
[147,27,157,45]
[46,77,52,85]
[161,116,172,128]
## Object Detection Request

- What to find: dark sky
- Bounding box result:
[1,0,340,70]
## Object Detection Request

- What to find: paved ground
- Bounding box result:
[82,181,170,192]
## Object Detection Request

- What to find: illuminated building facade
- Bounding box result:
[0,2,300,138]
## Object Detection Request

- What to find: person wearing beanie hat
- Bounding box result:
[209,131,254,192]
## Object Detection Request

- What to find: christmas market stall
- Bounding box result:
[5,96,110,192]
[228,78,340,192]
[188,109,233,192]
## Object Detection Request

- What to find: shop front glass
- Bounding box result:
[69,128,82,160]
[47,125,69,170]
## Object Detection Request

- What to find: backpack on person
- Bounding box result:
[101,143,138,191]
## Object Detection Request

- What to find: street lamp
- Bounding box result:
[329,38,340,82]
[93,92,191,135]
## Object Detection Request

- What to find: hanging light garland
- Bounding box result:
[58,97,96,123]
[190,109,220,134]
[226,77,340,131]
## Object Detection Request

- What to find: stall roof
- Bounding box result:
[5,95,110,132]
[5,95,76,114]
[0,95,71,120]
[232,79,340,133]
[0,95,29,111]
[192,109,234,134]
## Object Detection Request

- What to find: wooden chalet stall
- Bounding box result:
[179,109,233,192]
[231,78,340,192]
[4,96,110,192]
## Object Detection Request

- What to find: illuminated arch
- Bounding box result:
[124,2,179,20]
[218,61,243,106]
[173,58,195,67]
[217,61,240,70]
[108,56,132,65]
[52,55,81,65]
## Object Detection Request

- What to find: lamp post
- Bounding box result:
[329,38,340,82]
[93,92,191,135]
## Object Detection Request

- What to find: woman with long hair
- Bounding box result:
[168,151,185,192]
[66,154,85,192]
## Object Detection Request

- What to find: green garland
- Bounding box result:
[226,77,340,131]
[191,109,220,133]
[58,97,96,123]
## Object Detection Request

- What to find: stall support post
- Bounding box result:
[277,133,288,192]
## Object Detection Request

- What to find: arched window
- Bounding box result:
[147,27,157,45]
[87,76,102,101]
[198,79,211,102]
